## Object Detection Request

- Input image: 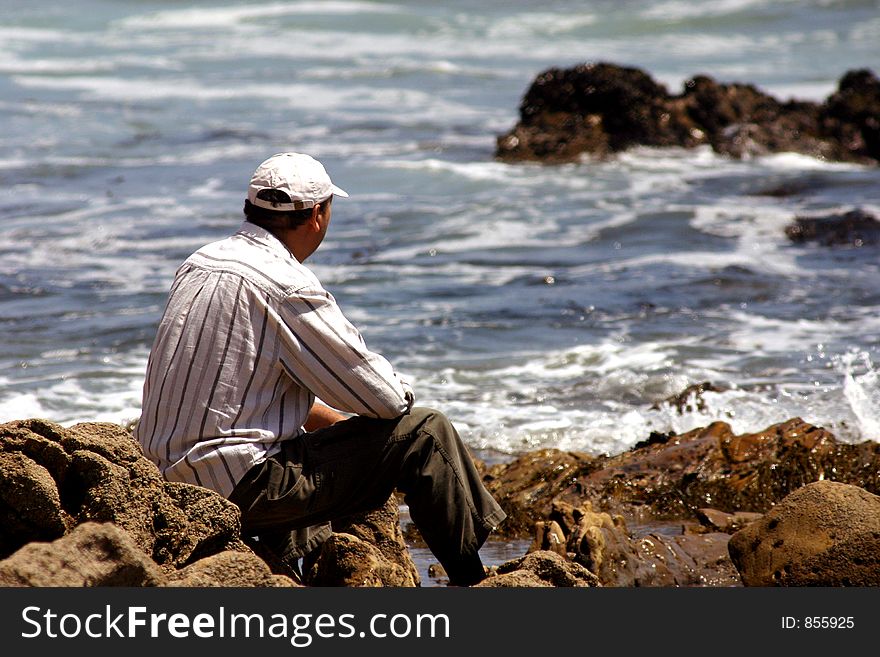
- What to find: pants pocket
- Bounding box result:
[265,459,307,502]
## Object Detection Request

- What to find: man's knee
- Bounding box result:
[407,406,454,436]
[404,406,470,460]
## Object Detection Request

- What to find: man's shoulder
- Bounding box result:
[183,229,320,297]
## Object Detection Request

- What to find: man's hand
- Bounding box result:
[304,402,349,431]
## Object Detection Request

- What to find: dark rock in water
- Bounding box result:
[650,381,728,414]
[496,62,692,163]
[496,62,880,164]
[728,481,880,586]
[476,550,599,587]
[785,208,880,247]
[0,522,164,587]
[819,69,880,164]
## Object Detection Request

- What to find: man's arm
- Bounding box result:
[304,402,349,431]
[279,287,415,419]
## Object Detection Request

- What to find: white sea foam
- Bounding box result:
[840,352,880,441]
[641,0,799,21]
[849,16,880,43]
[485,12,597,39]
[418,340,878,456]
[723,311,850,355]
[113,1,402,30]
[0,357,146,427]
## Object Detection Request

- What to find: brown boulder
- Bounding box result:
[0,419,247,568]
[0,522,164,587]
[306,533,418,587]
[476,550,599,588]
[166,551,299,587]
[728,481,880,586]
[0,450,69,557]
[306,496,420,587]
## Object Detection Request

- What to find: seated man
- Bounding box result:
[134,152,506,586]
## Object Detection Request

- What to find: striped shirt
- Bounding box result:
[134,221,414,498]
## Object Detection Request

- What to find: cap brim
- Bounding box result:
[331,184,349,198]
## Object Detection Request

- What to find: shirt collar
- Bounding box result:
[237,220,299,261]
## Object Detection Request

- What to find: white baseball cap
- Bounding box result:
[247,152,349,211]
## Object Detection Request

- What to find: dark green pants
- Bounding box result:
[229,407,507,586]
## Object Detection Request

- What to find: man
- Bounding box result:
[134,152,506,586]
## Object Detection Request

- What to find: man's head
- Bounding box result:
[243,152,348,261]
[248,152,348,212]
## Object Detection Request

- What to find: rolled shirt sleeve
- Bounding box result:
[277,285,414,418]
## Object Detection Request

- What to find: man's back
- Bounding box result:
[135,221,412,497]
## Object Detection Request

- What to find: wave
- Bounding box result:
[414,341,880,456]
[112,1,403,30]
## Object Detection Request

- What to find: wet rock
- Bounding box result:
[785,208,880,247]
[728,481,880,586]
[496,62,880,165]
[306,496,420,587]
[527,520,568,557]
[166,551,299,587]
[566,505,648,585]
[0,522,164,587]
[476,550,599,587]
[694,508,763,534]
[427,563,447,579]
[496,62,690,163]
[631,532,741,587]
[486,417,880,534]
[650,381,728,414]
[564,503,739,586]
[482,448,595,538]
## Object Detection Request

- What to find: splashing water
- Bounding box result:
[838,351,880,441]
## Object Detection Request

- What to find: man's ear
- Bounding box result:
[308,204,323,231]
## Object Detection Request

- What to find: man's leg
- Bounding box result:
[229,407,506,586]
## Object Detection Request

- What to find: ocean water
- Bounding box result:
[2,0,879,465]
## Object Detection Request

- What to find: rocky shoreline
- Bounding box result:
[3,405,879,587]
